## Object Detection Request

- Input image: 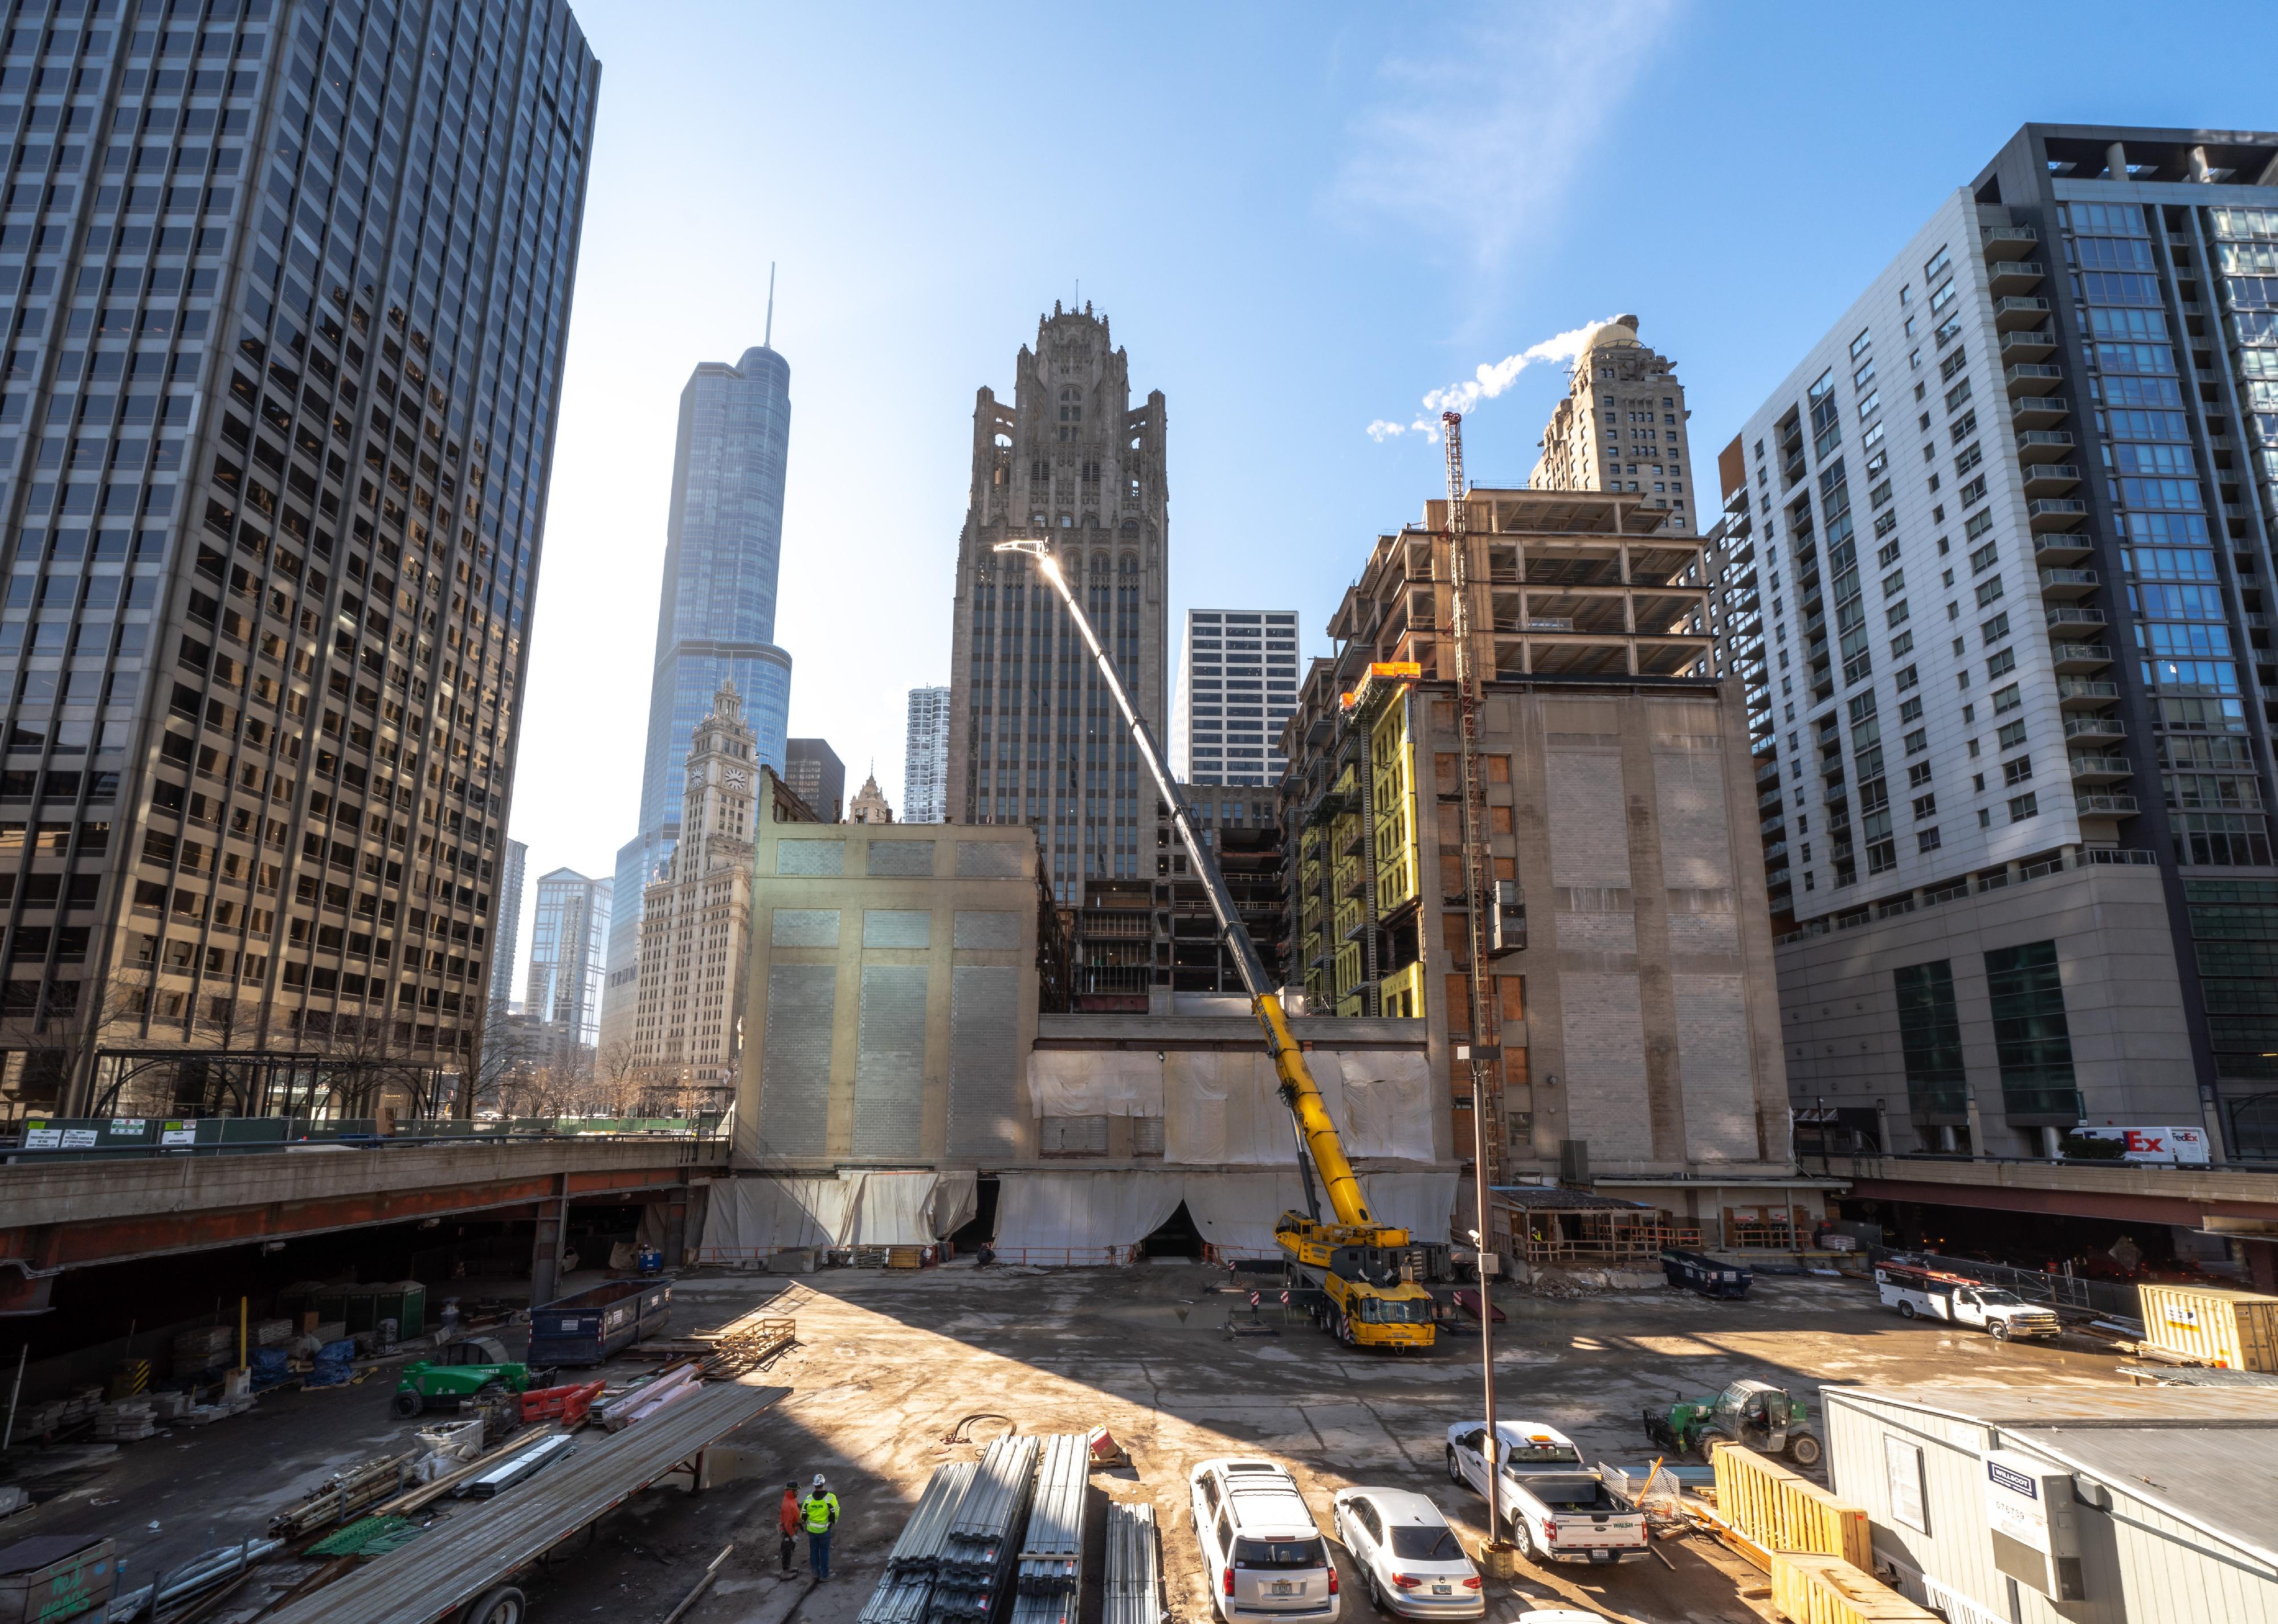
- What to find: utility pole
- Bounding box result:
[1443,411,1510,1565]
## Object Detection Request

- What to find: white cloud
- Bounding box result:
[1365,317,1615,441]
[1332,1,1678,271]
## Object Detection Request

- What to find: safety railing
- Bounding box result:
[1,1114,728,1163]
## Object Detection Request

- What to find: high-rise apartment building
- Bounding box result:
[782,737,842,822]
[945,304,1169,1005]
[902,685,949,823]
[601,342,794,1055]
[525,866,607,1064]
[0,2,596,1116]
[1719,125,2278,1181]
[490,837,528,1013]
[1169,610,1298,786]
[1529,316,1700,526]
[628,682,753,1107]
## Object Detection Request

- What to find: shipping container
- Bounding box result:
[2138,1283,2278,1372]
[0,1535,115,1623]
[527,1278,672,1367]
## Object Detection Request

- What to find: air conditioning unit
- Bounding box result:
[1982,1451,2085,1602]
[1489,882,1526,955]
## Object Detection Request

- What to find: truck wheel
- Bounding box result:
[1787,1434,1823,1470]
[462,1585,525,1624]
[391,1390,424,1419]
[1990,1322,2011,1341]
[1446,1446,1463,1484]
[1897,1301,1916,1319]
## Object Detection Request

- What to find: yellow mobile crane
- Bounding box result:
[995,541,1435,1350]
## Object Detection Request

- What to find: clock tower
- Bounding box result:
[628,683,759,1109]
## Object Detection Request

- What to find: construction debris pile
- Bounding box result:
[860,1431,1107,1624]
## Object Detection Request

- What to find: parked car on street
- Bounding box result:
[1191,1458,1340,1621]
[1329,1487,1482,1617]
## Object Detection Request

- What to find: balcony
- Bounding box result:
[2038,566,2100,598]
[2011,394,2071,430]
[2031,540,2095,577]
[1981,219,2039,260]
[2056,678,2121,710]
[2050,643,2112,674]
[2027,497,2089,532]
[2005,362,2065,397]
[2044,602,2106,634]
[2014,430,2076,464]
[2063,713,2126,742]
[1987,260,2045,295]
[2022,463,2081,497]
[2068,754,2134,784]
[1993,296,2052,331]
[1999,327,2060,364]
[2074,793,2140,818]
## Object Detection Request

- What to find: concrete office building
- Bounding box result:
[1170,609,1299,786]
[0,2,597,1116]
[944,304,1170,1005]
[525,866,607,1072]
[1529,315,1700,527]
[1712,127,2278,1182]
[1279,484,1807,1233]
[601,341,795,1058]
[902,686,949,824]
[628,682,756,1108]
[783,737,844,822]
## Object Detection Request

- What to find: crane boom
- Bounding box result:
[992,540,1374,1227]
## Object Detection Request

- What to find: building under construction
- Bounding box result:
[1280,478,1816,1230]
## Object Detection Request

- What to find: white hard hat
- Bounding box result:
[813,1473,827,1488]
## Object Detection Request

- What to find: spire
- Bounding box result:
[764,262,776,349]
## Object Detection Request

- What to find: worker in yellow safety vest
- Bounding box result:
[802,1474,840,1579]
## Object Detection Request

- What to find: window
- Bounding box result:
[2003,756,2034,786]
[1895,959,1966,1116]
[1944,377,1972,413]
[1913,793,1937,819]
[1908,762,1934,788]
[1998,720,2028,749]
[1882,569,1905,598]
[1975,576,2005,607]
[1885,1436,1932,1534]
[1982,611,2010,643]
[1851,329,1873,362]
[1900,696,1924,725]
[1986,648,2016,679]
[1892,630,1916,658]
[1877,540,1903,569]
[2008,791,2039,821]
[1984,940,2075,1112]
[1991,683,2022,715]
[1924,244,1952,285]
[1904,727,1928,754]
[1894,663,1919,692]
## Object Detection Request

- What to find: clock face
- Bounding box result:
[724,768,748,787]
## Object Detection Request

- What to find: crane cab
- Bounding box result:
[1276,1212,1436,1351]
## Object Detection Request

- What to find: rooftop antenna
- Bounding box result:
[764,262,776,349]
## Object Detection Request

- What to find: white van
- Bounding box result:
[1190,1458,1340,1621]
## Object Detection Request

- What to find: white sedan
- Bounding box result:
[1329,1488,1483,1619]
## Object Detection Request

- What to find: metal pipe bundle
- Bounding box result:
[888,1461,978,1577]
[859,1578,938,1624]
[1103,1502,1162,1624]
[930,1434,1039,1623]
[1015,1433,1091,1596]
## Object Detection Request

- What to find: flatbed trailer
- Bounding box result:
[257,1380,786,1624]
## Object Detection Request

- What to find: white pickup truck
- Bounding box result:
[1875,1263,2062,1341]
[1442,1421,1648,1566]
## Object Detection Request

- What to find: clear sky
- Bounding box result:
[500,0,2272,971]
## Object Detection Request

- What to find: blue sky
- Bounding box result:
[503,0,2271,958]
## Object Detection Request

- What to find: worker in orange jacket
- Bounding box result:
[779,1480,802,1573]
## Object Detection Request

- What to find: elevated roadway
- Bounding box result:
[0,1135,729,1312]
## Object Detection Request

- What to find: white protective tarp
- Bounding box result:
[1026,1050,1165,1118]
[1164,1052,1288,1164]
[991,1171,1185,1260]
[1318,1050,1438,1162]
[1182,1169,1314,1258]
[930,1170,979,1239]
[1360,1170,1460,1244]
[848,1170,945,1246]
[695,1175,854,1260]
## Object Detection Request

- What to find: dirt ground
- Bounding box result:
[0,1260,2137,1623]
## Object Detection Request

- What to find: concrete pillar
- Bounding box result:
[530,1197,568,1308]
[2189,145,2211,183]
[2105,141,2129,179]
[660,1197,688,1270]
[2040,1125,2063,1160]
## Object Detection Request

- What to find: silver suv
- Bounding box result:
[1190,1458,1340,1621]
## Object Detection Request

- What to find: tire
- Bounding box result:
[391,1390,424,1419]
[1897,1301,1917,1320]
[1990,1322,2011,1342]
[1366,1570,1387,1615]
[1787,1434,1823,1470]
[462,1585,526,1624]
[1446,1446,1463,1484]
[1514,1516,1541,1561]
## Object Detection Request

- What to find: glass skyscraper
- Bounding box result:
[0,0,595,1116]
[599,343,791,1053]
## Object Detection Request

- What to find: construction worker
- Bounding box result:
[778,1480,801,1574]
[802,1472,840,1579]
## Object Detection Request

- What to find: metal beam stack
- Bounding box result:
[1009,1433,1091,1624]
[930,1433,1040,1623]
[1103,1502,1162,1624]
[859,1461,979,1624]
